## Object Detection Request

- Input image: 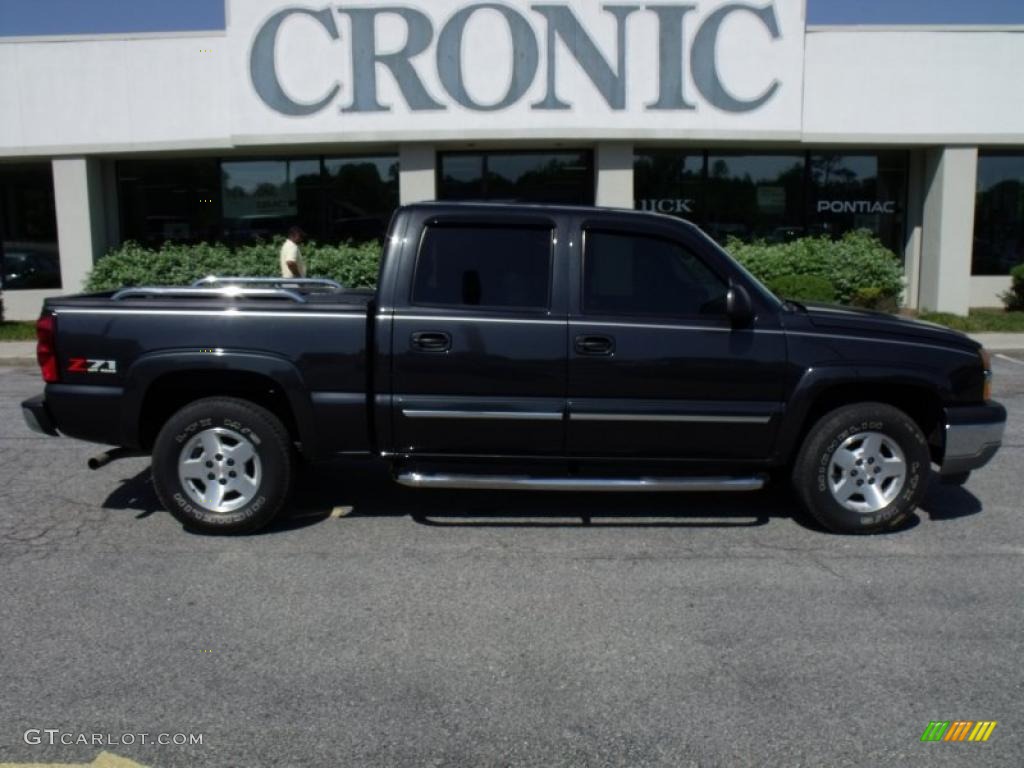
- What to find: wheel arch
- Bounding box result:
[775,366,947,466]
[121,351,320,458]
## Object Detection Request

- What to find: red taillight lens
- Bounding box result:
[36,313,59,383]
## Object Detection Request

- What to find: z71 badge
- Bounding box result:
[68,358,118,374]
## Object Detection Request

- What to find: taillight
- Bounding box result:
[36,312,59,383]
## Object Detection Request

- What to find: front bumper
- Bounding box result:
[941,402,1007,476]
[22,394,59,437]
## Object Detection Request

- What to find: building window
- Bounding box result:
[634,149,909,254]
[974,153,1024,276]
[118,155,398,249]
[0,163,61,290]
[807,152,907,253]
[324,156,399,244]
[704,153,806,244]
[221,159,323,244]
[439,151,594,205]
[635,150,704,220]
[117,159,220,247]
[412,225,552,310]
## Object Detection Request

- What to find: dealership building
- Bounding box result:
[1,0,1023,319]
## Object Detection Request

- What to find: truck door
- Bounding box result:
[566,218,787,460]
[389,214,568,457]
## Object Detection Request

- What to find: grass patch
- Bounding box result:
[0,321,37,341]
[918,309,1024,333]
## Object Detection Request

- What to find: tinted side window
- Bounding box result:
[583,231,727,317]
[413,225,552,310]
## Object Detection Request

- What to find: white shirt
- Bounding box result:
[280,239,306,278]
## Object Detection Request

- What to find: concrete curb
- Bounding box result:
[0,342,36,367]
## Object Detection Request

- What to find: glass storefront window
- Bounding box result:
[0,163,61,290]
[325,156,399,243]
[439,151,594,205]
[634,150,704,220]
[118,159,220,246]
[974,153,1024,276]
[634,149,909,254]
[704,153,805,243]
[807,152,907,252]
[222,159,322,244]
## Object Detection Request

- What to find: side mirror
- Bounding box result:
[726,284,754,328]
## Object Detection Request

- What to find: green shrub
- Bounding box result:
[1002,263,1024,312]
[765,274,835,304]
[727,230,905,308]
[85,239,381,292]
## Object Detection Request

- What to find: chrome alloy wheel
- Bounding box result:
[827,431,906,514]
[177,427,262,513]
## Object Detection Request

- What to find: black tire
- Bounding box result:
[152,397,293,534]
[793,402,930,534]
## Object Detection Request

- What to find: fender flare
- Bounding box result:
[772,363,949,464]
[119,350,320,458]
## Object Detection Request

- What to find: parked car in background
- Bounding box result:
[1,242,61,290]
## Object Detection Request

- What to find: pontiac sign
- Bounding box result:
[229,0,805,139]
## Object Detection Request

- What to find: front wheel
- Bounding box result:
[793,403,930,534]
[152,397,294,534]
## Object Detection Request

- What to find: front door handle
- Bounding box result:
[410,331,452,353]
[575,335,615,356]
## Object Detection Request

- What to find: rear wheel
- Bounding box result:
[793,402,930,534]
[152,397,293,534]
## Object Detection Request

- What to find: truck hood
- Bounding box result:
[797,302,980,353]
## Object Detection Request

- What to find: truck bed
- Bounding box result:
[41,289,375,457]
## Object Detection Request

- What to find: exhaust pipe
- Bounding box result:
[88,448,146,471]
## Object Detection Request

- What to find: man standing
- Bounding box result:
[280,226,306,278]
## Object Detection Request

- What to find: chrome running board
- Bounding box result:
[395,473,765,493]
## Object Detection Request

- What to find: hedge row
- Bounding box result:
[1003,263,1024,311]
[86,231,907,310]
[727,230,905,310]
[85,240,381,293]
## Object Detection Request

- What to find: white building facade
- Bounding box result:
[1,0,1022,319]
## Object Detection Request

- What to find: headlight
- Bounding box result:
[980,348,993,402]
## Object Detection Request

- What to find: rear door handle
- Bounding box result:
[410,331,452,353]
[575,335,615,356]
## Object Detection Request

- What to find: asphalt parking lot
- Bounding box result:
[0,358,1022,768]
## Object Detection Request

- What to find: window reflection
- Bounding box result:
[325,156,399,244]
[974,153,1024,276]
[439,151,594,205]
[808,152,906,251]
[634,150,704,219]
[634,149,909,253]
[0,163,61,290]
[222,159,321,244]
[118,159,220,246]
[704,154,805,243]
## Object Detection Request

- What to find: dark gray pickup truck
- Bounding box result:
[23,203,1006,534]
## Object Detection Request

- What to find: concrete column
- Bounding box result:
[52,157,107,294]
[902,150,926,310]
[918,146,978,315]
[594,142,634,208]
[100,159,121,249]
[399,144,436,204]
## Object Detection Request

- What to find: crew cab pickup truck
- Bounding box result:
[22,203,1007,534]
